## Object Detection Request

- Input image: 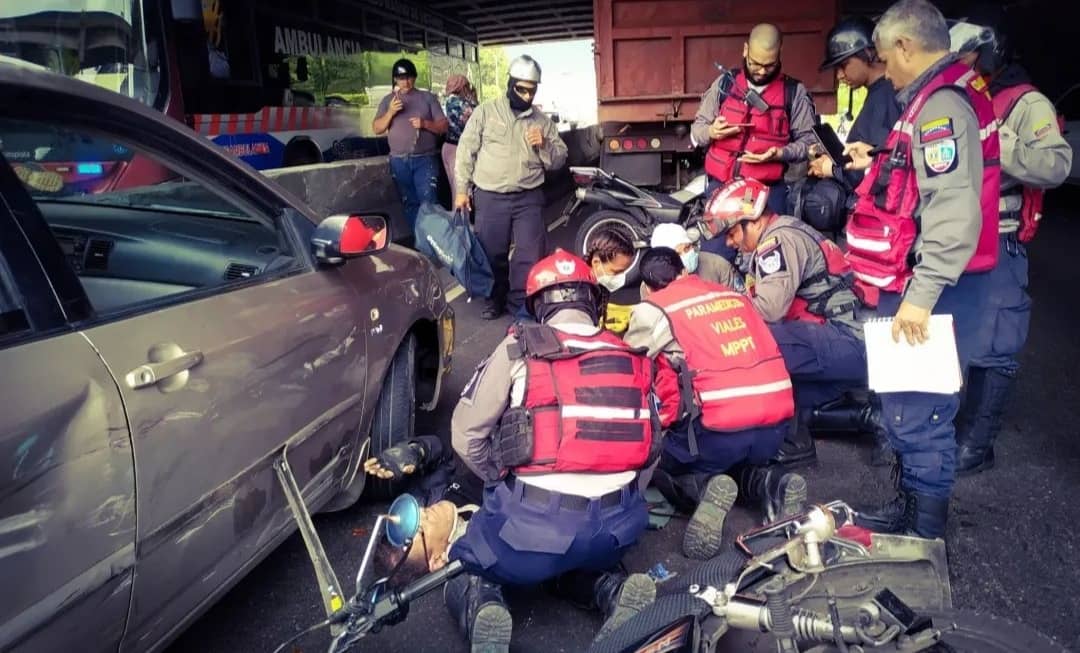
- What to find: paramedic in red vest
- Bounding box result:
[625,247,806,561]
[691,23,819,260]
[446,250,680,650]
[948,13,1072,477]
[842,0,1000,539]
[701,179,887,469]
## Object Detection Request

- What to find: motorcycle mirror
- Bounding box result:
[386,494,422,547]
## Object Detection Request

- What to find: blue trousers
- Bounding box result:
[768,320,867,409]
[968,234,1030,373]
[701,176,788,262]
[449,479,647,587]
[389,153,439,230]
[872,272,990,498]
[661,416,788,474]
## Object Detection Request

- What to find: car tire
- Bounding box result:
[367,333,417,500]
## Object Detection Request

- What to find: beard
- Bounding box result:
[744,59,782,85]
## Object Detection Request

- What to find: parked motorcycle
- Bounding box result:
[564,165,710,286]
[590,500,1066,653]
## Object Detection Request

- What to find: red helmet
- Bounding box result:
[702,178,770,237]
[525,249,604,321]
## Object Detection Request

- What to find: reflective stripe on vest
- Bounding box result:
[514,328,657,475]
[650,275,794,432]
[705,72,790,184]
[845,61,1001,294]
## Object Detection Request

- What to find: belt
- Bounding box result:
[505,476,624,511]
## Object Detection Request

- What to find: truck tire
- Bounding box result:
[573,209,648,287]
[366,334,417,500]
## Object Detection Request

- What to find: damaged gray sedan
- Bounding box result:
[0,63,452,652]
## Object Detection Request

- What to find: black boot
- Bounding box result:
[733,464,808,525]
[444,574,512,653]
[854,458,914,533]
[545,569,657,642]
[956,368,1013,477]
[908,493,949,539]
[864,397,893,467]
[809,393,873,433]
[770,411,817,468]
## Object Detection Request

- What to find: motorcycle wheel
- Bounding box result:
[800,609,1067,653]
[573,209,648,288]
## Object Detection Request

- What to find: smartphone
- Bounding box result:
[812,123,852,167]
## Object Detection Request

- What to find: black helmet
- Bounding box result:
[820,16,876,71]
[391,58,417,80]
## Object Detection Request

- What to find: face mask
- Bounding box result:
[506,78,534,112]
[681,249,700,274]
[597,271,627,292]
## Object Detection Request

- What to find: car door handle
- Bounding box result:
[125,350,204,390]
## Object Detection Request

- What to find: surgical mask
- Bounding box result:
[681,249,700,274]
[597,271,627,292]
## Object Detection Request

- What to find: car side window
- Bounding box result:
[1,117,297,317]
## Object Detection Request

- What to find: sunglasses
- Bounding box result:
[513,84,537,97]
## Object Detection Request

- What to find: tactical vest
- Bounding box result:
[506,324,659,475]
[705,72,793,184]
[844,61,1001,302]
[648,275,794,432]
[992,83,1065,243]
[754,216,861,325]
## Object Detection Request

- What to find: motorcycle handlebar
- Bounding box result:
[400,560,465,604]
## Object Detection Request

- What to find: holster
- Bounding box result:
[493,406,535,469]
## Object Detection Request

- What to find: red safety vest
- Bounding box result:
[648,275,794,432]
[992,83,1066,243]
[753,217,860,324]
[705,71,792,184]
[512,326,658,475]
[844,61,1001,302]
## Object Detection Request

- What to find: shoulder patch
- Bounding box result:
[923,139,958,176]
[756,248,787,277]
[1034,120,1053,140]
[919,117,954,143]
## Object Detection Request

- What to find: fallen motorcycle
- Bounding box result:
[269,450,464,653]
[589,500,1066,653]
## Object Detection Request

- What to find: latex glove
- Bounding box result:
[892,301,933,345]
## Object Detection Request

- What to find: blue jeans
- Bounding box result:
[701,176,788,262]
[449,479,647,587]
[872,272,990,498]
[389,154,439,230]
[769,320,867,409]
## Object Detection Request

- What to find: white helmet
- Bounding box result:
[508,55,542,83]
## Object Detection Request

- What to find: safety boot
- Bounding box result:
[444,574,512,653]
[908,493,949,539]
[683,474,739,560]
[593,572,657,643]
[854,457,914,533]
[733,464,808,524]
[770,411,817,469]
[809,393,872,433]
[956,368,1014,477]
[865,399,893,467]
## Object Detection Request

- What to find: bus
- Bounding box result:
[0,0,480,192]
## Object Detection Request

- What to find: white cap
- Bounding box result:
[651,223,694,249]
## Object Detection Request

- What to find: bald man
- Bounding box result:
[693,23,819,260]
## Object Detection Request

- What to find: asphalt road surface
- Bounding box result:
[169,188,1080,653]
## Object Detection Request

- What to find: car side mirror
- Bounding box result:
[312,214,389,265]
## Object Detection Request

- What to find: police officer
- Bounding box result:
[802,16,902,233]
[842,0,1000,538]
[446,250,681,649]
[691,23,819,228]
[701,179,884,468]
[625,247,806,560]
[454,55,569,320]
[372,58,449,231]
[948,13,1073,476]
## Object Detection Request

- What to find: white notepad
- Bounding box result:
[864,314,963,394]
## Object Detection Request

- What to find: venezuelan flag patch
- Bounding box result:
[919,117,954,142]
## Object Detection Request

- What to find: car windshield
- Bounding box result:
[0,0,162,108]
